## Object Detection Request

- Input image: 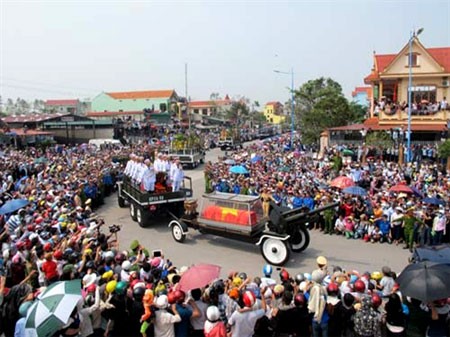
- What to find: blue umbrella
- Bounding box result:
[251,155,262,163]
[0,199,29,215]
[14,176,28,191]
[422,197,445,206]
[229,165,249,174]
[409,186,424,198]
[342,186,367,197]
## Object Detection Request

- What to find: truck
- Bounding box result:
[168,192,339,266]
[166,147,205,169]
[117,176,193,227]
[217,137,242,151]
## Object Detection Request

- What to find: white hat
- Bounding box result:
[155,295,169,309]
[83,273,97,288]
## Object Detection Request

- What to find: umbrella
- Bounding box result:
[342,186,367,197]
[224,159,235,165]
[409,186,424,198]
[229,165,248,175]
[178,263,221,291]
[422,197,445,206]
[279,166,291,172]
[389,184,413,194]
[25,280,82,337]
[330,176,355,189]
[251,155,263,163]
[396,261,450,302]
[341,149,354,156]
[0,199,29,215]
[34,157,48,164]
[14,176,29,190]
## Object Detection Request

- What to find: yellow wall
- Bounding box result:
[264,104,286,124]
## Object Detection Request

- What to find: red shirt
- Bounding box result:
[42,260,58,280]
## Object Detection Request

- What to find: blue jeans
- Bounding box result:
[312,320,328,337]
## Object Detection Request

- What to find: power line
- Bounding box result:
[1,83,94,97]
[0,77,99,95]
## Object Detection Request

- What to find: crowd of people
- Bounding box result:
[373,96,448,116]
[0,134,448,337]
[205,135,450,250]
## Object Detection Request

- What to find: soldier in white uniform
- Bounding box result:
[172,161,184,192]
[154,153,165,173]
[124,154,136,178]
[142,159,156,192]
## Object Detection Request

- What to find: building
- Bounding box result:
[351,87,372,107]
[264,101,285,124]
[325,37,449,149]
[90,90,180,120]
[188,95,233,122]
[45,99,85,115]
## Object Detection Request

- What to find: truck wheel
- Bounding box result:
[130,203,137,221]
[289,227,310,252]
[118,196,126,208]
[261,238,290,266]
[171,221,186,243]
[136,207,149,228]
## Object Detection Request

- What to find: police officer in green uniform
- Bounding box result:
[399,207,424,252]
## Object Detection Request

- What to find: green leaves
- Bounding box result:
[294,77,362,144]
[438,139,450,159]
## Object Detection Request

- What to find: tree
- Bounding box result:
[365,131,393,148]
[348,101,368,123]
[295,77,357,144]
[209,92,221,100]
[226,101,250,121]
[438,139,450,171]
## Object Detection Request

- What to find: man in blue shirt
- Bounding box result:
[173,291,200,337]
[375,214,391,243]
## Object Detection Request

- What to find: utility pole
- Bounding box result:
[185,63,190,132]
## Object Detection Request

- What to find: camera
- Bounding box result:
[109,224,121,234]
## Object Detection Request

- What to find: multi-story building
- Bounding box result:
[188,95,233,122]
[326,37,449,148]
[89,90,180,120]
[264,101,285,124]
[45,99,84,115]
[351,87,372,107]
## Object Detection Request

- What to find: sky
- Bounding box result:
[1,0,449,106]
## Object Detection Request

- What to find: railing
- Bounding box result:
[379,109,449,121]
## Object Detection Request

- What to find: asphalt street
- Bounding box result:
[97,147,411,278]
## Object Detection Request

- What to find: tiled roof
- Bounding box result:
[427,47,450,72]
[352,87,372,97]
[364,46,450,83]
[45,99,79,106]
[3,113,70,123]
[86,111,144,117]
[105,90,175,100]
[266,101,282,106]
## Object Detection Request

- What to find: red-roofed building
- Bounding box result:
[91,90,181,121]
[188,96,233,121]
[351,86,372,107]
[322,38,449,153]
[45,99,85,115]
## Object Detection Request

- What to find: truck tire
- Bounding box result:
[260,238,290,266]
[136,207,150,228]
[118,196,126,208]
[289,227,310,252]
[171,221,186,243]
[130,203,137,221]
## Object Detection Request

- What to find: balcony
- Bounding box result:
[379,108,449,122]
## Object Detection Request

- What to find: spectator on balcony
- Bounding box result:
[440,96,448,110]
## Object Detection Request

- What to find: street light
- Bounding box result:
[274,68,295,148]
[407,27,424,162]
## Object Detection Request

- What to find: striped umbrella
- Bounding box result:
[342,186,368,197]
[25,280,82,337]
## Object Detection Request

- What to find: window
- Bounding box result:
[160,103,167,112]
[193,109,199,114]
[407,53,419,67]
[202,109,208,115]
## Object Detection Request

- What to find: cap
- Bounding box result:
[316,256,328,266]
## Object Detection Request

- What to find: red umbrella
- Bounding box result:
[178,263,221,291]
[389,184,413,193]
[330,176,355,189]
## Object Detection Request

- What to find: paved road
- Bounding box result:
[97,147,411,278]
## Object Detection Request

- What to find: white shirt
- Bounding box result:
[229,309,265,337]
[154,310,181,337]
[173,166,184,182]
